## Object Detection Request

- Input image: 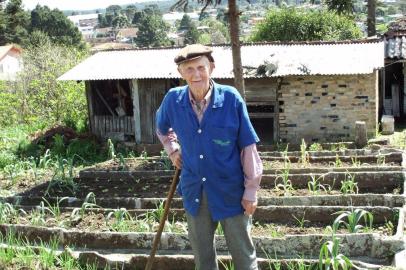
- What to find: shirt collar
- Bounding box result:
[189,81,213,106]
[177,80,224,108]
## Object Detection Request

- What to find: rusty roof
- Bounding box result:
[58,40,384,81]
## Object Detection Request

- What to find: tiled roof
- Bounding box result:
[58,40,384,81]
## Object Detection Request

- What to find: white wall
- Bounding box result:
[0,54,21,80]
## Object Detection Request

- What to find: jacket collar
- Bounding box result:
[176,80,224,108]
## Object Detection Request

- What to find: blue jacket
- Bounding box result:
[156,81,259,221]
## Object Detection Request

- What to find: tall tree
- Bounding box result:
[367,0,376,36]
[123,4,137,22]
[30,5,83,48]
[184,23,199,44]
[325,0,355,15]
[173,0,246,98]
[106,5,122,16]
[179,14,193,31]
[135,14,170,47]
[3,0,30,46]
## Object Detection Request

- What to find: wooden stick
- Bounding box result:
[145,168,181,270]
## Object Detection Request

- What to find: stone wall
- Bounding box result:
[278,72,378,143]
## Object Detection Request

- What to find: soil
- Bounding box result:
[5,211,394,237]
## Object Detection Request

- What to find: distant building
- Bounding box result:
[162,12,199,25]
[0,45,22,81]
[116,28,138,43]
[68,13,99,40]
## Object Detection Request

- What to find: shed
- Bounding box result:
[59,40,384,145]
[384,16,406,119]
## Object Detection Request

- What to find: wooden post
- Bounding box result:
[131,79,142,144]
[85,81,94,134]
[367,0,376,37]
[355,121,368,148]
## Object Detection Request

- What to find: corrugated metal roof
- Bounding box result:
[385,36,406,59]
[58,41,384,81]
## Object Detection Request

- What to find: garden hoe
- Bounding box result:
[145,168,181,270]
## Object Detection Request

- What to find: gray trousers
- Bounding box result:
[186,192,258,270]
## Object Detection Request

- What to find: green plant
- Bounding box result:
[331,208,373,233]
[377,154,386,166]
[106,208,133,232]
[215,223,224,235]
[383,219,394,236]
[45,155,78,196]
[107,138,116,159]
[71,192,99,221]
[140,150,148,159]
[340,173,358,195]
[0,202,24,224]
[275,159,294,194]
[309,143,323,151]
[308,174,327,195]
[38,238,59,269]
[319,236,352,270]
[292,213,309,229]
[160,149,172,170]
[117,153,128,171]
[219,259,235,270]
[300,138,309,167]
[333,154,342,167]
[350,156,361,167]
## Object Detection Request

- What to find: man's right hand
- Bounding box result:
[169,150,182,169]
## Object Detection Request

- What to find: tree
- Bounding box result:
[184,23,199,44]
[135,14,170,47]
[367,0,376,36]
[123,4,137,22]
[30,5,84,48]
[325,0,355,15]
[250,8,363,42]
[14,40,88,126]
[3,0,30,46]
[179,14,193,31]
[112,14,129,29]
[173,0,246,97]
[199,18,229,44]
[132,10,145,26]
[98,14,108,27]
[106,5,122,16]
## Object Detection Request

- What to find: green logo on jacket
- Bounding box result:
[213,139,231,146]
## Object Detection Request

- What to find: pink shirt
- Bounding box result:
[157,86,262,202]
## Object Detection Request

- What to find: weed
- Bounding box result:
[319,236,352,270]
[333,154,342,167]
[117,153,128,171]
[292,213,309,229]
[383,219,394,235]
[140,150,148,159]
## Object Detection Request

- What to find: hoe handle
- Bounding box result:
[145,168,181,270]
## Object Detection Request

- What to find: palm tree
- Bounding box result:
[172,0,246,98]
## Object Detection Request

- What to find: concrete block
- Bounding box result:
[381,115,394,135]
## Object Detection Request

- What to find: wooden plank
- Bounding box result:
[95,87,116,116]
[131,79,141,144]
[85,82,95,133]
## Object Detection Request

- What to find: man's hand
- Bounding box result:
[170,150,182,169]
[241,199,257,216]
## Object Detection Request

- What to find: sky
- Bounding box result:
[21,0,155,11]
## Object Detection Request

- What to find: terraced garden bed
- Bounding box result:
[0,146,404,269]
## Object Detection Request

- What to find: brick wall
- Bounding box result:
[278,72,378,143]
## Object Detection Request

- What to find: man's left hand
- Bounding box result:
[241,199,257,216]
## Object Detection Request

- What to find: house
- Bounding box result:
[0,45,22,80]
[384,17,406,119]
[58,40,383,145]
[116,28,138,43]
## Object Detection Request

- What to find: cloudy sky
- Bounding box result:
[22,0,155,10]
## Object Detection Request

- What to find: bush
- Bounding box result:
[250,8,363,42]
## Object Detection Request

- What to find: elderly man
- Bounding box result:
[156,44,262,270]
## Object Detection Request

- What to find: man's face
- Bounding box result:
[177,56,215,95]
